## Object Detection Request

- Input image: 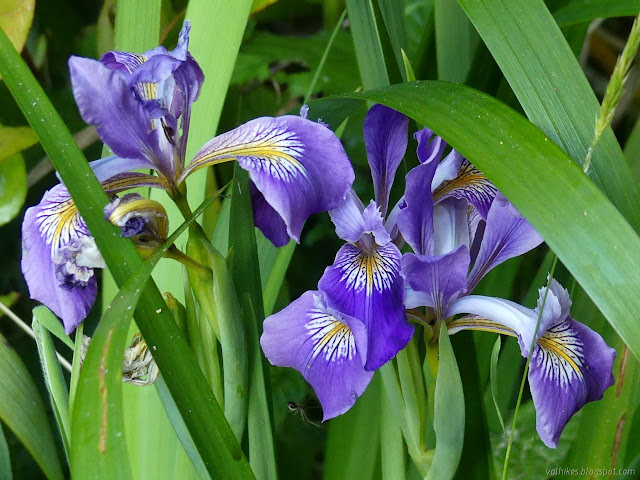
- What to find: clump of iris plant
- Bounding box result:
[260,105,616,448]
[21,21,354,334]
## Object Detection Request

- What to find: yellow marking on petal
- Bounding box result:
[312,322,349,359]
[448,318,517,337]
[102,174,169,194]
[433,160,489,202]
[537,335,583,378]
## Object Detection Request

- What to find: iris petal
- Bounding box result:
[186,116,354,244]
[364,105,409,215]
[318,242,412,370]
[433,158,497,219]
[260,291,373,420]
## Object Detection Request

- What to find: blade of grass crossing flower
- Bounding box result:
[502,256,558,479]
[489,336,506,434]
[346,0,390,88]
[425,323,464,480]
[32,310,71,458]
[0,423,10,480]
[551,0,640,27]
[311,81,640,360]
[457,0,640,234]
[435,0,479,82]
[0,330,64,480]
[380,390,406,480]
[304,8,348,104]
[0,25,253,480]
[323,373,381,480]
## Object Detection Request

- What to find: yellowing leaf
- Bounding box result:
[0,125,38,163]
[0,0,35,52]
[250,0,278,14]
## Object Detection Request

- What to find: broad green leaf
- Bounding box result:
[311,81,640,360]
[32,309,71,458]
[0,153,26,226]
[624,115,640,183]
[113,0,160,51]
[263,241,295,316]
[426,323,464,480]
[228,165,276,480]
[0,330,63,480]
[0,125,38,163]
[376,0,407,77]
[458,0,640,233]
[0,423,10,480]
[346,0,390,88]
[552,0,640,26]
[323,373,381,480]
[0,0,34,52]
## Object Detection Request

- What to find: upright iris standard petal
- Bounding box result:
[364,105,409,214]
[402,245,470,314]
[186,116,354,244]
[69,57,167,174]
[260,291,373,420]
[318,242,413,371]
[466,193,543,291]
[70,21,203,180]
[397,159,438,255]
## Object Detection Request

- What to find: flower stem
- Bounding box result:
[501,255,559,480]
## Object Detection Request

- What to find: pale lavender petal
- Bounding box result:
[318,242,412,370]
[528,316,615,448]
[433,158,497,219]
[361,201,391,245]
[467,193,543,291]
[187,116,354,244]
[432,198,470,256]
[329,190,366,243]
[432,149,463,190]
[364,105,408,215]
[260,291,373,420]
[402,245,470,317]
[447,291,562,358]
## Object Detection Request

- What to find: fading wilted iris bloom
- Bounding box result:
[21,20,353,333]
[400,129,615,448]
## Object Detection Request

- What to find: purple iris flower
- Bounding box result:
[21,21,353,333]
[260,105,502,420]
[400,129,615,448]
